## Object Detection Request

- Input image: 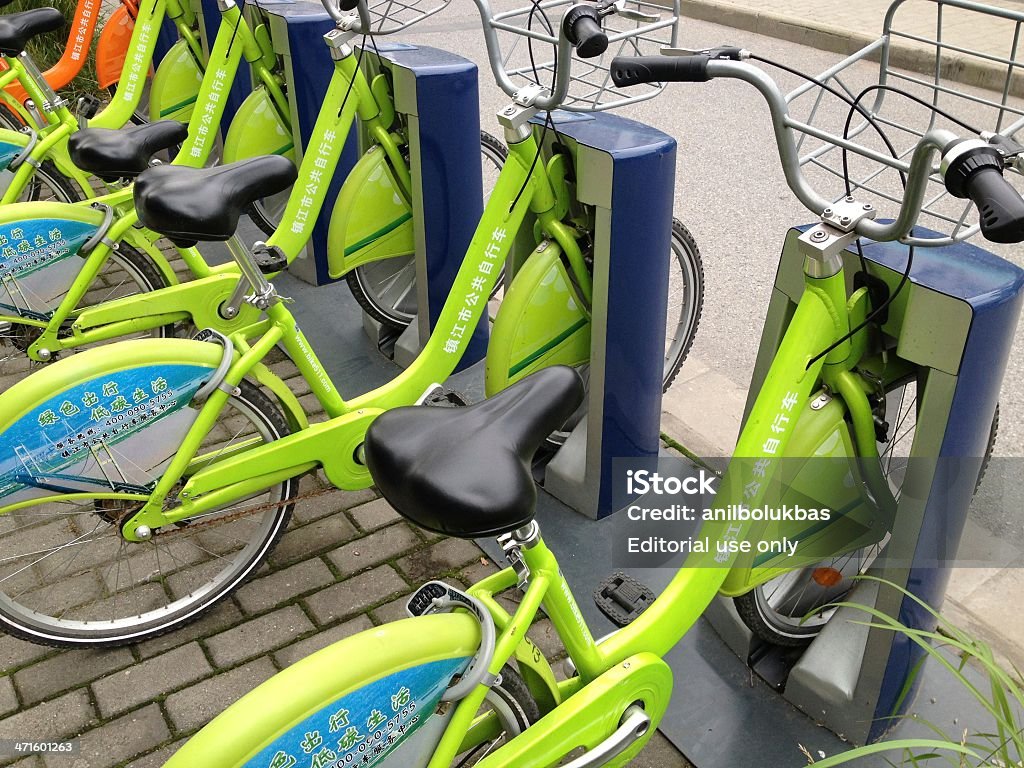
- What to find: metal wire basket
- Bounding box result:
[785,0,1024,245]
[486,0,680,111]
[325,0,453,35]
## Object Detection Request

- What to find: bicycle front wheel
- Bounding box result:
[346,130,509,330]
[0,376,297,647]
[734,376,999,646]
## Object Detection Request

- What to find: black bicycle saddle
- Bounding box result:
[0,9,64,57]
[364,366,585,539]
[68,121,189,183]
[134,155,297,247]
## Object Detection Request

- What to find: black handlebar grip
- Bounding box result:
[963,165,1024,244]
[339,0,359,10]
[563,6,608,59]
[945,142,1024,244]
[610,56,711,87]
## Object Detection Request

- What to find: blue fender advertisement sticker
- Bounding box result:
[0,363,211,506]
[0,140,22,170]
[0,218,99,317]
[244,657,470,768]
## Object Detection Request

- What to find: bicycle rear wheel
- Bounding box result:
[163,613,538,767]
[734,375,999,646]
[0,368,297,648]
[0,242,174,391]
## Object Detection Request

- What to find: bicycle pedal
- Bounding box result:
[423,388,469,408]
[77,94,101,120]
[252,243,288,274]
[593,572,655,628]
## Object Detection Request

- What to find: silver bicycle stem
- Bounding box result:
[706,59,957,244]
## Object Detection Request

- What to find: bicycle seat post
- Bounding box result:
[224,235,282,311]
[17,51,65,119]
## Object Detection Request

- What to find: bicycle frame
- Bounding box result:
[357,260,890,767]
[2,1,288,361]
[1,0,101,108]
[112,101,589,540]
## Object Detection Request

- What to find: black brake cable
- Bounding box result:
[337,34,368,118]
[749,55,928,370]
[508,0,559,212]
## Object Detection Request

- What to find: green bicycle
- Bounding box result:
[0,0,510,388]
[0,0,701,647]
[0,0,204,203]
[159,36,1024,768]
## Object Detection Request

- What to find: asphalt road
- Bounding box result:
[399,10,1024,457]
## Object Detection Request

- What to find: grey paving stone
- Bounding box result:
[348,498,402,532]
[327,524,421,576]
[135,601,245,660]
[272,615,374,668]
[458,557,503,588]
[292,488,377,525]
[527,619,565,661]
[0,635,53,676]
[234,558,335,616]
[0,675,17,717]
[303,566,408,625]
[91,644,212,719]
[42,704,170,768]
[123,738,189,768]
[14,648,134,707]
[396,539,484,582]
[204,605,314,669]
[164,657,276,734]
[268,515,358,567]
[0,689,94,744]
[121,739,186,768]
[369,594,415,626]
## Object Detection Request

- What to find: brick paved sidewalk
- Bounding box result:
[0,345,689,768]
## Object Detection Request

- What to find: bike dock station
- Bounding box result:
[352,42,488,369]
[520,110,677,519]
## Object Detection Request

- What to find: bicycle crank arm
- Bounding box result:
[560,705,651,768]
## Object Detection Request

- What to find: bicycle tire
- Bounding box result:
[346,130,509,331]
[0,376,297,647]
[734,384,1000,647]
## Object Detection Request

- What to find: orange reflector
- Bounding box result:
[812,567,843,588]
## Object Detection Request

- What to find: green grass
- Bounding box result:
[805,577,1024,766]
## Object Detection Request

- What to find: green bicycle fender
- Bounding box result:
[0,203,110,323]
[0,338,224,510]
[221,86,294,164]
[327,144,414,278]
[248,359,309,434]
[148,38,203,122]
[718,393,889,597]
[119,226,180,288]
[484,240,590,397]
[163,614,480,768]
[0,127,28,171]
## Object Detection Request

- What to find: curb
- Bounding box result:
[680,0,1024,96]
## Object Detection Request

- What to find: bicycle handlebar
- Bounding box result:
[319,0,613,111]
[610,54,1024,245]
